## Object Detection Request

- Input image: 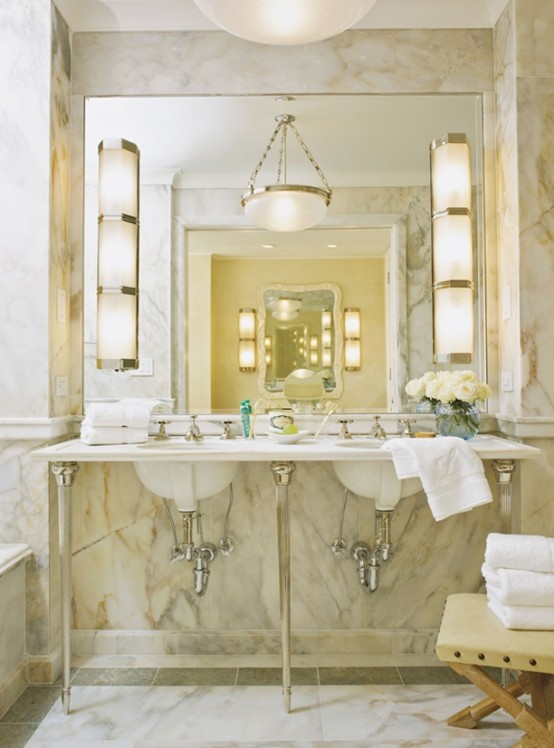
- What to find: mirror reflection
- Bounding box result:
[259,283,341,396]
[82,93,485,413]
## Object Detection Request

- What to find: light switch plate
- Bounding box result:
[501,370,513,392]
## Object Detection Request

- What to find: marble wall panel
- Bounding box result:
[0,0,51,417]
[515,0,554,78]
[71,29,493,98]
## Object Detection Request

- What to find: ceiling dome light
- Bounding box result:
[193,0,378,45]
[241,114,332,233]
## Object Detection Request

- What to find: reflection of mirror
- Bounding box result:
[82,93,485,413]
[258,283,342,398]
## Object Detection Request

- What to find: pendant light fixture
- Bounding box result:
[192,0,377,45]
[241,114,331,233]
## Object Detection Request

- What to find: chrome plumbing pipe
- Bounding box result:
[376,510,392,561]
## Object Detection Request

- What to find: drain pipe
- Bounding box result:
[351,510,395,593]
[193,543,217,596]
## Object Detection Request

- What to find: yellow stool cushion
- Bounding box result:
[435,593,554,674]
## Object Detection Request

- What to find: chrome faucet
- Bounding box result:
[185,415,203,441]
[368,416,387,440]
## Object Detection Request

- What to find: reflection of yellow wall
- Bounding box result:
[188,254,212,409]
[210,257,386,411]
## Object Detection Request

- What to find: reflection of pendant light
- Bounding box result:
[430,133,473,363]
[96,138,140,370]
[241,114,331,233]
[192,0,378,46]
[270,297,302,320]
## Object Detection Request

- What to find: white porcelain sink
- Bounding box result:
[332,441,421,511]
[134,459,239,512]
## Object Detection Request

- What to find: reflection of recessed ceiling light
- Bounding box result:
[327,243,339,248]
[262,243,275,249]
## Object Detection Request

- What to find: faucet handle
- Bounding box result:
[337,419,354,439]
[154,420,169,440]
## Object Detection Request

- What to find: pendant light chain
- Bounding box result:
[246,114,331,197]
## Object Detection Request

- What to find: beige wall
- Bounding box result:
[208,256,386,411]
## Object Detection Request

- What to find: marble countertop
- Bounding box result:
[31,434,541,464]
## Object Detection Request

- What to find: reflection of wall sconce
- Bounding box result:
[264,336,272,366]
[343,307,361,371]
[322,329,332,348]
[430,133,473,363]
[309,335,319,366]
[238,308,256,371]
[97,138,140,370]
[322,348,332,367]
[321,309,332,329]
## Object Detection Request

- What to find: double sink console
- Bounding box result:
[33,421,540,713]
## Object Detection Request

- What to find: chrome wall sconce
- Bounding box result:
[241,114,331,233]
[344,307,361,371]
[430,133,473,364]
[96,138,140,370]
[238,308,257,371]
[192,0,378,46]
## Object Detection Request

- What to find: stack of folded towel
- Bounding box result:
[80,398,171,445]
[382,436,493,521]
[482,532,554,630]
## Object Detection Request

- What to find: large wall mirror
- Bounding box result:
[82,93,485,413]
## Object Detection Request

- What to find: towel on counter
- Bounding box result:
[80,425,149,445]
[485,532,554,573]
[487,593,554,630]
[83,402,151,428]
[482,562,554,606]
[382,437,492,521]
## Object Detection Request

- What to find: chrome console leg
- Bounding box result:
[270,461,296,713]
[492,459,515,534]
[51,462,79,715]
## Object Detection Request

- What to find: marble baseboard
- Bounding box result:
[0,662,27,719]
[71,628,438,667]
[27,650,62,685]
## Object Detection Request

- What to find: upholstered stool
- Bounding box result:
[436,593,554,748]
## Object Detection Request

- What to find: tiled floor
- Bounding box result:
[0,667,521,748]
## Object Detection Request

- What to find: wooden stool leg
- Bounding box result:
[448,663,554,748]
[446,668,528,728]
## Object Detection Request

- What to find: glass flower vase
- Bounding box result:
[415,397,436,414]
[435,401,480,440]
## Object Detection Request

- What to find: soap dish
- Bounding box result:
[267,430,309,445]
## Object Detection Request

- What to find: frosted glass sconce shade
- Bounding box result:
[97,138,140,370]
[430,133,471,214]
[433,286,474,363]
[430,133,473,364]
[321,310,332,329]
[343,308,361,371]
[432,209,473,284]
[239,308,257,371]
[322,348,332,367]
[192,0,377,46]
[242,114,331,232]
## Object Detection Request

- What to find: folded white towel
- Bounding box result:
[83,402,151,429]
[382,437,492,521]
[487,593,554,630]
[80,425,149,445]
[482,562,554,606]
[485,532,554,573]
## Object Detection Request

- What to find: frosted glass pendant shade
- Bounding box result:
[242,185,330,232]
[193,0,377,45]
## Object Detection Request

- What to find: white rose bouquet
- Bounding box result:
[406,370,490,406]
[405,370,491,438]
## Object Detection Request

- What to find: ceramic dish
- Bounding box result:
[267,430,309,445]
